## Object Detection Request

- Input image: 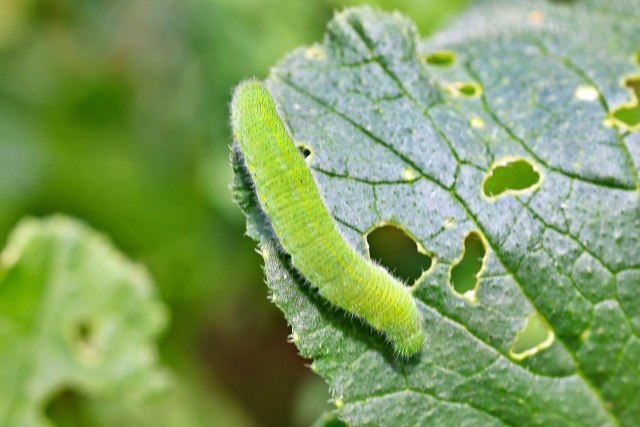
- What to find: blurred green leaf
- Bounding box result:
[0,215,168,426]
[233,1,640,426]
[45,372,258,427]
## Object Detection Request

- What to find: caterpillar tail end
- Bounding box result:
[393,326,426,357]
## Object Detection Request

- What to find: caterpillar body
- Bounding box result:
[231,80,425,356]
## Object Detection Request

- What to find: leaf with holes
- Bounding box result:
[230,1,640,426]
[0,216,168,427]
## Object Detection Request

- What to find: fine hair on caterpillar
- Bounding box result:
[231,79,426,356]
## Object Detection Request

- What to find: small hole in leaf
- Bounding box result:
[510,314,554,360]
[449,232,486,302]
[423,51,456,67]
[77,321,92,343]
[445,82,482,98]
[609,76,640,130]
[623,77,640,96]
[297,144,313,163]
[366,225,432,286]
[482,158,541,198]
[45,389,92,425]
[73,319,101,364]
[459,85,477,97]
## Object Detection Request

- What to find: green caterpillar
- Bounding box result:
[231,80,425,356]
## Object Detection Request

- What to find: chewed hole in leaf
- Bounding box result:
[449,231,486,303]
[297,144,313,163]
[78,321,92,342]
[482,158,541,198]
[45,389,90,425]
[422,51,456,67]
[445,82,482,98]
[366,224,432,286]
[73,318,101,364]
[609,76,640,130]
[510,314,555,360]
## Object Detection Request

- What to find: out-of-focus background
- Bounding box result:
[0,0,467,425]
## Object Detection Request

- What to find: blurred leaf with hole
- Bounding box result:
[0,216,168,426]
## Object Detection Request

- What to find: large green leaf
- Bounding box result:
[0,216,168,427]
[232,0,640,426]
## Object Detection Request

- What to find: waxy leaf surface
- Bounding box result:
[232,1,640,425]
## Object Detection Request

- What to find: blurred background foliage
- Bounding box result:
[0,0,467,425]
